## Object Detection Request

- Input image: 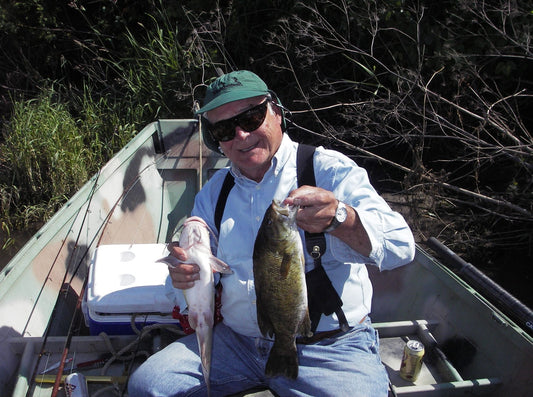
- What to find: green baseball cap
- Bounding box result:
[195,70,269,114]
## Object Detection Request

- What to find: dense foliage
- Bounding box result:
[0,0,531,304]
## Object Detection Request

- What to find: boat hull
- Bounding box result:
[1,119,531,396]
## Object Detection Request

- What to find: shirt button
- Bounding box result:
[255,216,261,222]
[255,185,261,190]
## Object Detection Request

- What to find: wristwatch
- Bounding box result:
[324,201,348,233]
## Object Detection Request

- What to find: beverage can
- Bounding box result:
[64,372,89,397]
[399,339,425,381]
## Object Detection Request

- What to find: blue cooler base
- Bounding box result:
[87,313,181,335]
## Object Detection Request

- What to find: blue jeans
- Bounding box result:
[128,318,388,396]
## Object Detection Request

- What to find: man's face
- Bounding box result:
[206,96,283,182]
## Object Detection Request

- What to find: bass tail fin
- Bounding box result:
[265,341,298,379]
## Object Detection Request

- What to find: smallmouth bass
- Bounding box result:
[253,200,312,379]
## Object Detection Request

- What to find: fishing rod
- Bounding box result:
[29,171,101,396]
[33,149,173,394]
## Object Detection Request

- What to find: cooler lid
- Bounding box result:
[87,244,175,314]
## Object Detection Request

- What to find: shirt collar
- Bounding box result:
[273,134,293,177]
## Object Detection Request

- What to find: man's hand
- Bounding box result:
[283,185,372,257]
[166,242,200,290]
[283,185,337,233]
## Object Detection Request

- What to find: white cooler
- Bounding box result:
[83,243,186,335]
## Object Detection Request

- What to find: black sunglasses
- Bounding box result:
[203,100,269,142]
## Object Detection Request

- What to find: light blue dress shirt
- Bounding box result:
[191,134,415,336]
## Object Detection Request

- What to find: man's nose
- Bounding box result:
[233,125,250,140]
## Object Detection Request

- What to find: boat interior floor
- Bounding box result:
[7,319,501,396]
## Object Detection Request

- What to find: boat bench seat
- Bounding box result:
[374,319,501,396]
[12,320,501,397]
[233,319,502,397]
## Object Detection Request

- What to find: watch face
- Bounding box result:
[325,202,348,233]
[336,204,348,222]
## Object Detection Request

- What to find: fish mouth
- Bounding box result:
[272,199,298,219]
[184,216,208,227]
[181,216,217,241]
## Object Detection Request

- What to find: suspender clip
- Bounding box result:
[311,245,321,259]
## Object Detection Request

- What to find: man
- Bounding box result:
[128,70,415,396]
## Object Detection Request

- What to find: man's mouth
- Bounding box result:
[239,142,258,153]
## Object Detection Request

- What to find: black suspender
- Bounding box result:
[296,144,326,268]
[213,144,349,332]
[214,171,235,233]
[296,144,349,332]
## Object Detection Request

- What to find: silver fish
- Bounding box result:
[158,216,232,396]
[253,200,312,379]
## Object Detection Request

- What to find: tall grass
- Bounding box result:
[2,91,90,225]
[107,11,202,120]
[0,5,203,255]
[0,86,141,232]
